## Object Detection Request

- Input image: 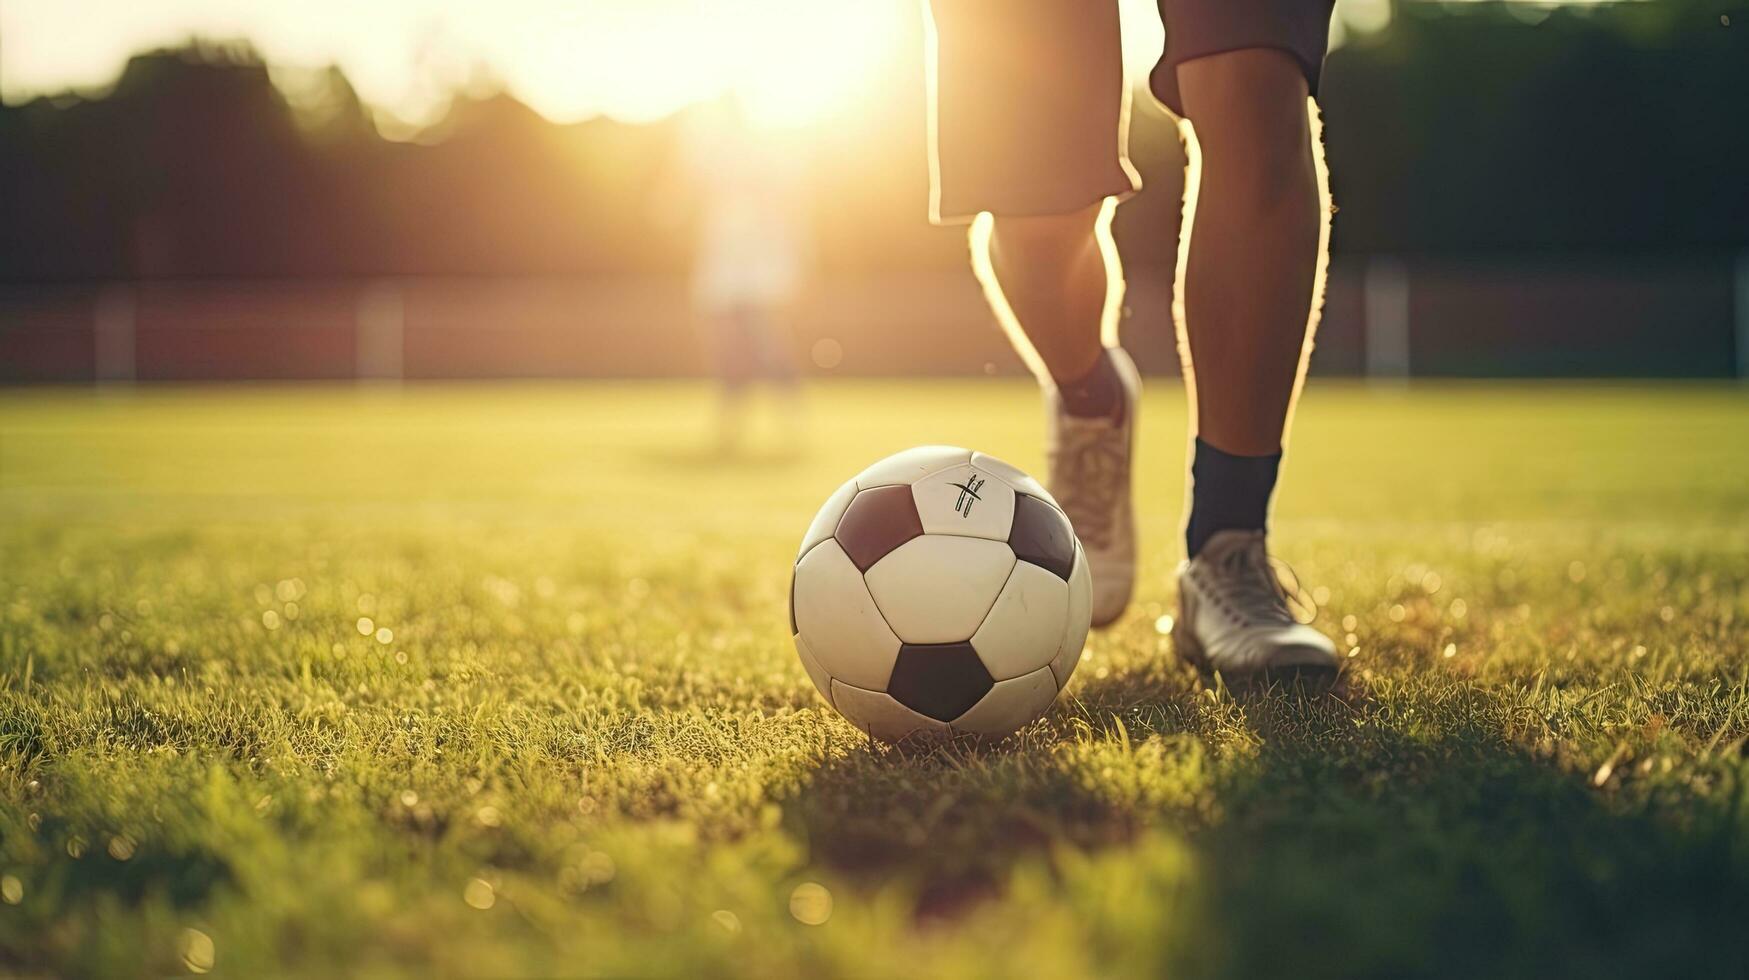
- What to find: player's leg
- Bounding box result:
[983,204,1107,390]
[751,302,806,444]
[710,307,756,454]
[1152,2,1342,675]
[929,0,1134,392]
[926,0,1143,626]
[1176,49,1322,461]
[978,203,1142,628]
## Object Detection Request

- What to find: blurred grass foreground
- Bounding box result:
[1,381,1747,977]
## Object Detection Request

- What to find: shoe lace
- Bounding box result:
[1048,421,1127,548]
[1212,540,1317,627]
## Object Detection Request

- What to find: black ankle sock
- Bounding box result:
[1185,437,1281,558]
[1055,350,1123,422]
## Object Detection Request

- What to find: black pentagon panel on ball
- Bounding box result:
[1008,493,1076,581]
[888,642,995,722]
[835,485,924,572]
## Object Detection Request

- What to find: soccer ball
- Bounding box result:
[790,446,1092,741]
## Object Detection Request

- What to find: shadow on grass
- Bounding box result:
[787,665,1749,977]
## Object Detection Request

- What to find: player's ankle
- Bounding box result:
[1051,348,1124,422]
[1184,437,1280,558]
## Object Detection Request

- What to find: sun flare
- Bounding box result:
[1,0,910,128]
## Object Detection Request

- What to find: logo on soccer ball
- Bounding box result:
[949,474,985,517]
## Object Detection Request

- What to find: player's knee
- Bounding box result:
[1178,49,1315,208]
[988,203,1102,271]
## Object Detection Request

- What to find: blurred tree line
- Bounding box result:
[1321,0,1748,256]
[1,0,1743,284]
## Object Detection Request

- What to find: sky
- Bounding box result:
[0,0,1403,127]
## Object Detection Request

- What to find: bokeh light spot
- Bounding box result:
[810,338,844,370]
[179,928,215,974]
[464,878,496,910]
[789,882,832,925]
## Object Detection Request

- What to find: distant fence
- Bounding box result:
[3,254,1745,382]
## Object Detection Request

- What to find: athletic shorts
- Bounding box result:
[925,0,1336,223]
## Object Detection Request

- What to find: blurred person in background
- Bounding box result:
[668,91,810,454]
[930,0,1341,674]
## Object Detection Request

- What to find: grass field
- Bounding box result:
[1,381,1747,978]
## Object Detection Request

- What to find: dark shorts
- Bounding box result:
[925,0,1336,223]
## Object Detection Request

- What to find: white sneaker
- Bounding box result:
[1175,530,1340,676]
[1045,347,1140,627]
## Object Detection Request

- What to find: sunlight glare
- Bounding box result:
[723,1,902,128]
[1,0,906,127]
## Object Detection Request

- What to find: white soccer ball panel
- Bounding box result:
[970,560,1070,680]
[951,665,1059,736]
[797,478,857,560]
[863,535,1015,645]
[793,631,835,708]
[1049,542,1093,688]
[830,680,949,742]
[970,451,1056,508]
[910,461,1016,541]
[792,539,902,691]
[854,445,971,490]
